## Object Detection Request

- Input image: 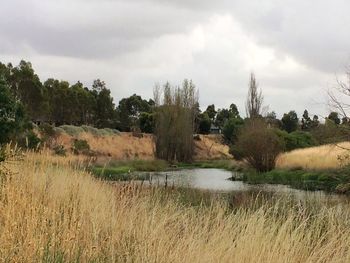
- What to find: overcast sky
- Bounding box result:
[1,0,350,117]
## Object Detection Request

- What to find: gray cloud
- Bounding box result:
[0,0,348,117]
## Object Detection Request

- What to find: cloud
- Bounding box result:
[0,0,348,118]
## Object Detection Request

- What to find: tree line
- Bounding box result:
[1,60,349,168]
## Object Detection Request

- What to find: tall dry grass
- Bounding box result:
[1,152,350,262]
[277,142,350,170]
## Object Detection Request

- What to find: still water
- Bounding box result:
[137,168,348,202]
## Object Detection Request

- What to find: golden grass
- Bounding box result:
[277,142,350,170]
[56,132,232,161]
[1,152,350,262]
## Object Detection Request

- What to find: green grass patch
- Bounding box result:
[91,159,169,181]
[177,160,240,171]
[243,167,350,193]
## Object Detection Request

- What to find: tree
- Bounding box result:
[205,104,217,121]
[154,80,198,162]
[222,117,244,142]
[301,109,312,130]
[215,103,240,128]
[281,111,299,133]
[265,111,282,128]
[245,73,264,119]
[139,112,154,133]
[117,94,153,131]
[197,112,211,134]
[328,112,341,125]
[232,119,284,172]
[92,80,116,128]
[0,77,29,144]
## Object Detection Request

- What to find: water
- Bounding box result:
[136,168,348,202]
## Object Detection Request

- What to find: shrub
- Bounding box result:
[39,123,57,145]
[274,129,317,151]
[235,119,284,172]
[60,125,84,136]
[222,117,244,142]
[18,131,41,150]
[53,144,67,156]
[72,139,91,155]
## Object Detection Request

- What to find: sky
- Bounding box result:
[1,0,350,118]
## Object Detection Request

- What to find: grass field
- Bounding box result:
[1,151,350,262]
[277,142,350,170]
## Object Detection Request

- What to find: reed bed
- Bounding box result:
[0,152,350,262]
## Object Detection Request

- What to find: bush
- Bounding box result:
[222,118,244,142]
[72,139,91,155]
[60,125,84,136]
[39,123,57,145]
[274,129,317,151]
[53,144,67,156]
[18,131,41,150]
[235,119,284,172]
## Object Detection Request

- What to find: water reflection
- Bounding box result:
[135,168,349,203]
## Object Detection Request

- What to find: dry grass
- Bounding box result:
[55,131,232,161]
[277,142,350,170]
[194,134,232,160]
[1,152,350,262]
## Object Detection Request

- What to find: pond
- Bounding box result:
[135,168,349,202]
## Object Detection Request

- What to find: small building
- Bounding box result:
[210,124,221,134]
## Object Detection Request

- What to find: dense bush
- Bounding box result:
[72,139,91,155]
[234,119,285,172]
[18,131,41,150]
[274,129,317,151]
[53,144,67,156]
[222,117,244,142]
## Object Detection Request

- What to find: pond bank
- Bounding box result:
[242,168,350,194]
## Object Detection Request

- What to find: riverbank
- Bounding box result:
[243,167,350,194]
[90,159,241,181]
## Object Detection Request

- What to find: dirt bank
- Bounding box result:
[55,132,232,161]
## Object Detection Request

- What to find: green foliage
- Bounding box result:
[205,104,217,120]
[91,159,168,180]
[197,112,211,134]
[72,139,91,155]
[139,112,154,133]
[281,110,299,133]
[222,117,244,142]
[244,167,350,193]
[20,131,41,150]
[117,94,154,132]
[327,112,341,125]
[274,129,317,151]
[284,131,317,151]
[0,77,30,145]
[215,104,240,128]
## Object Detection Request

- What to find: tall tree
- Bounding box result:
[154,80,198,162]
[245,73,264,119]
[301,109,312,130]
